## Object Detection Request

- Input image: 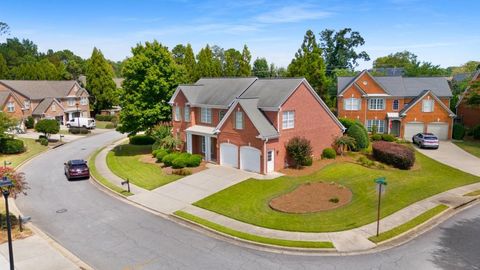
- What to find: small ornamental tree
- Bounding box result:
[334,135,356,155]
[34,119,60,138]
[285,137,313,168]
[347,124,369,151]
[0,167,28,198]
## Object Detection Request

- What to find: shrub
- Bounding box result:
[347,124,369,151]
[69,127,90,134]
[371,125,378,135]
[39,138,48,146]
[371,134,382,141]
[35,119,60,137]
[303,156,313,166]
[473,125,480,140]
[172,168,192,176]
[95,115,115,121]
[105,123,116,129]
[172,156,188,169]
[321,148,336,159]
[452,124,465,140]
[25,116,35,129]
[381,134,396,142]
[334,135,356,155]
[372,141,415,170]
[162,153,180,167]
[329,197,339,203]
[186,154,202,167]
[285,137,313,168]
[159,135,182,151]
[357,156,375,167]
[149,124,171,142]
[129,135,155,145]
[0,138,25,154]
[38,135,48,140]
[338,118,358,130]
[155,149,169,162]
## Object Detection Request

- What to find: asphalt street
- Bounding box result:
[15,131,480,270]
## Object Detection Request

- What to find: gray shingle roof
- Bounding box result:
[338,76,452,97]
[0,80,86,100]
[0,91,10,107]
[399,90,455,116]
[237,98,279,139]
[239,78,305,108]
[32,97,55,115]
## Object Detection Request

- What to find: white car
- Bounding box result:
[66,117,96,129]
[412,133,439,149]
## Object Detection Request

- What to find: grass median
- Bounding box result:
[89,148,133,196]
[454,140,480,158]
[175,211,334,249]
[369,204,448,243]
[0,138,48,168]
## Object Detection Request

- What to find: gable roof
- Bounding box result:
[0,91,12,107]
[215,98,279,139]
[399,90,455,117]
[32,97,64,115]
[338,73,452,97]
[238,78,305,109]
[0,80,88,100]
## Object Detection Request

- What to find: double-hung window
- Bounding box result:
[51,103,56,112]
[184,106,190,122]
[366,120,385,133]
[174,106,181,121]
[24,100,30,109]
[235,111,243,129]
[282,111,295,129]
[80,97,88,105]
[200,137,206,153]
[422,99,434,112]
[392,99,399,111]
[218,110,226,121]
[344,98,361,111]
[201,107,212,124]
[6,102,14,112]
[68,98,75,106]
[368,98,385,110]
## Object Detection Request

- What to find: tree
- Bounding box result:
[0,22,9,36]
[196,45,222,78]
[450,61,480,75]
[119,40,182,134]
[288,30,329,99]
[0,54,7,79]
[172,44,186,65]
[373,50,448,77]
[252,58,269,78]
[0,167,28,198]
[240,45,251,76]
[0,112,17,136]
[86,47,118,113]
[34,119,60,137]
[224,48,242,76]
[319,28,370,76]
[184,44,196,82]
[285,137,313,168]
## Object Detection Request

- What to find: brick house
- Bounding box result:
[169,77,344,174]
[337,70,455,140]
[0,80,90,125]
[0,91,24,119]
[456,70,480,128]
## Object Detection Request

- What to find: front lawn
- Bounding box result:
[0,138,48,168]
[195,152,480,232]
[95,121,115,129]
[106,144,181,190]
[454,140,480,158]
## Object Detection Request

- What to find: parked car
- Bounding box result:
[64,159,90,180]
[66,117,96,129]
[412,133,439,149]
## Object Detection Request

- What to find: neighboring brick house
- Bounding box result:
[169,77,344,174]
[0,91,24,119]
[337,70,455,140]
[0,80,90,125]
[456,70,480,128]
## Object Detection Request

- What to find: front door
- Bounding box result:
[390,120,401,137]
[267,150,274,173]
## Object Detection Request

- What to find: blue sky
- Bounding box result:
[1,0,479,69]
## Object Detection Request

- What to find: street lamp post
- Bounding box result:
[1,176,14,270]
[375,177,387,237]
[76,101,80,128]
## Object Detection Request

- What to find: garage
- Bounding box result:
[427,123,449,140]
[404,122,424,141]
[240,146,261,173]
[220,143,238,168]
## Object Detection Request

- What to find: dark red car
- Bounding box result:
[64,159,90,180]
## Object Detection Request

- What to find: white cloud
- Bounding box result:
[255,5,333,24]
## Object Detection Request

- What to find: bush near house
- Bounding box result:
[25,116,35,129]
[69,127,90,134]
[285,137,313,168]
[338,118,359,129]
[321,148,336,159]
[162,153,178,167]
[452,124,466,140]
[129,135,155,145]
[38,137,48,146]
[0,138,25,154]
[473,125,480,140]
[160,152,202,168]
[347,124,369,151]
[371,134,382,141]
[381,134,396,142]
[34,119,60,138]
[187,154,202,167]
[372,141,415,170]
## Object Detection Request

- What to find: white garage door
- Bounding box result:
[427,123,449,140]
[240,146,261,173]
[404,122,424,141]
[220,143,238,168]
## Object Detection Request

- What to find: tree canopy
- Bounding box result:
[373,50,448,76]
[86,47,118,113]
[118,40,182,133]
[252,57,269,78]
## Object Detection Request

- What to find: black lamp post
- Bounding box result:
[1,176,14,270]
[375,177,388,237]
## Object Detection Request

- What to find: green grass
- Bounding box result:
[175,211,334,249]
[195,152,480,232]
[106,144,181,190]
[369,204,448,243]
[454,140,480,158]
[0,138,48,168]
[464,190,480,196]
[95,121,115,129]
[89,148,133,196]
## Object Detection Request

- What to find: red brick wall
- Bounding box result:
[457,103,480,128]
[171,90,191,150]
[43,101,64,119]
[269,82,343,170]
[2,94,23,119]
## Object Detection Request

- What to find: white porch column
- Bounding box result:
[186,132,193,154]
[205,135,211,162]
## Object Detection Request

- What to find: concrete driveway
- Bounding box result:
[417,141,480,176]
[129,164,260,214]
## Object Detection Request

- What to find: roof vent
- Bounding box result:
[362,81,368,86]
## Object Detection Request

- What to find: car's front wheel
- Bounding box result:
[66,124,71,128]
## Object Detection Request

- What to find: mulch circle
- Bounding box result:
[269,182,352,214]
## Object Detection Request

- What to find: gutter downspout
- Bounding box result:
[263,138,268,175]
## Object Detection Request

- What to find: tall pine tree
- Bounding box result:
[86,47,117,113]
[184,44,196,82]
[0,54,8,79]
[196,45,222,78]
[240,45,251,76]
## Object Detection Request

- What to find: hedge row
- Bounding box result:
[371,134,396,142]
[372,141,415,170]
[161,152,202,168]
[129,135,155,145]
[95,115,117,121]
[69,127,90,134]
